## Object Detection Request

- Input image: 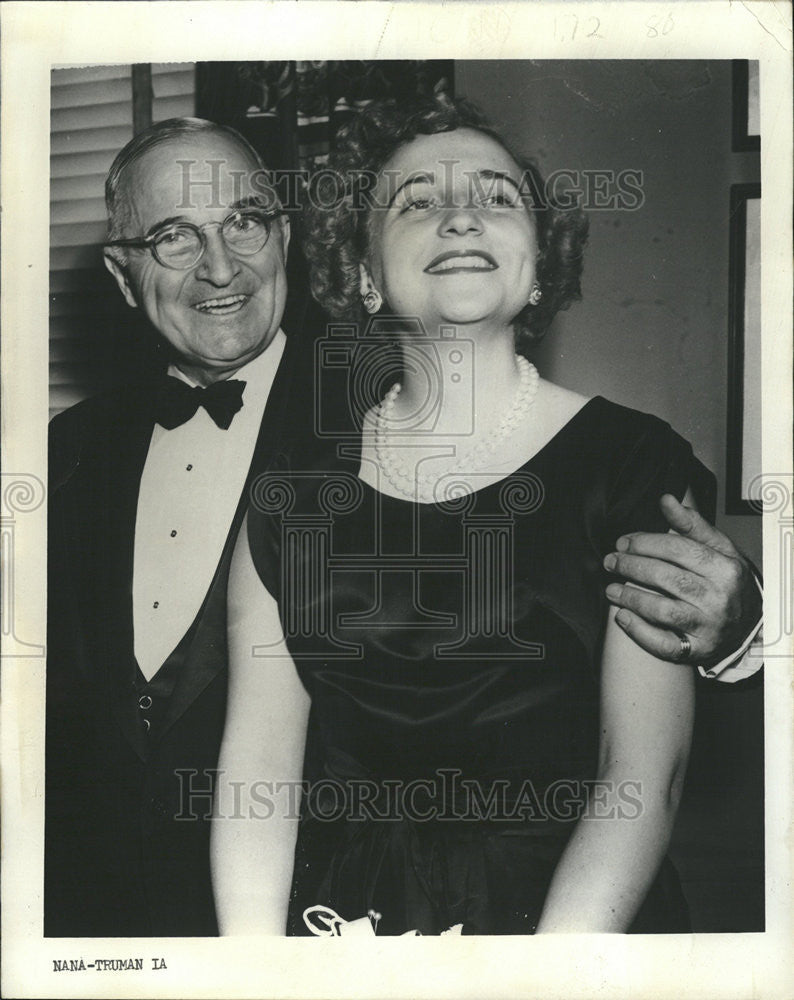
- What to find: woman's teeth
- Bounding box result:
[194,295,247,314]
[426,256,496,273]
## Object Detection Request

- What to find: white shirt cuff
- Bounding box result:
[697,577,763,682]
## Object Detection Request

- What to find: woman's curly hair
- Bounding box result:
[304,96,589,349]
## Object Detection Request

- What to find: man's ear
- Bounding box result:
[103,249,138,309]
[278,213,291,259]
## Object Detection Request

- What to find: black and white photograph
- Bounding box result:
[1,3,792,999]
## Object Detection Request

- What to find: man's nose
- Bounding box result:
[195,227,240,285]
[438,204,484,237]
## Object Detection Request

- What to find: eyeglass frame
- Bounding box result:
[104,206,287,271]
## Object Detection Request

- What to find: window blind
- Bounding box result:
[49,63,196,417]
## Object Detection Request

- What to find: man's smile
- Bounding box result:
[192,294,249,315]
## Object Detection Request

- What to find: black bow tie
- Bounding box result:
[154,376,246,430]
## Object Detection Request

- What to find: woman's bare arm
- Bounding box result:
[535,491,698,933]
[211,515,310,935]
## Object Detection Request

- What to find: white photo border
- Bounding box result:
[2,2,792,998]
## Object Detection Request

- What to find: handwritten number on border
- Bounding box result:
[554,16,605,43]
[647,13,674,38]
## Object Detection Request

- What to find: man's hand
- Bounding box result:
[603,494,762,667]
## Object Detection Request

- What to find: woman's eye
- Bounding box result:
[401,196,438,213]
[481,193,516,208]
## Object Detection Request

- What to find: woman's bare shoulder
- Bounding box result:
[535,379,592,427]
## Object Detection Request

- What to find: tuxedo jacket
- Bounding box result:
[45,302,322,937]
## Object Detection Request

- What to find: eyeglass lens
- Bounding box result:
[154,211,271,268]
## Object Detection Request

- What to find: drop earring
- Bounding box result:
[528,283,542,306]
[362,289,383,314]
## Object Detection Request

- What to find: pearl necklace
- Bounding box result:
[375,355,539,502]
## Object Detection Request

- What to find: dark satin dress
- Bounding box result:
[248,397,715,935]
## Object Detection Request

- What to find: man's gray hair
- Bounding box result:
[105,117,272,246]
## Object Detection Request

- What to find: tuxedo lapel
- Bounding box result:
[156,503,236,738]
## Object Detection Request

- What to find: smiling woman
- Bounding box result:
[209,95,723,937]
[360,129,538,334]
[306,98,587,348]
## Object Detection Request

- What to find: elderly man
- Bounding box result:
[45,117,761,938]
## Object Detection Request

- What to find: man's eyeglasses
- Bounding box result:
[105,208,284,271]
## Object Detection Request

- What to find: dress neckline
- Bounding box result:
[357,395,603,506]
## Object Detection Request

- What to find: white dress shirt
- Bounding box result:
[133,331,286,681]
